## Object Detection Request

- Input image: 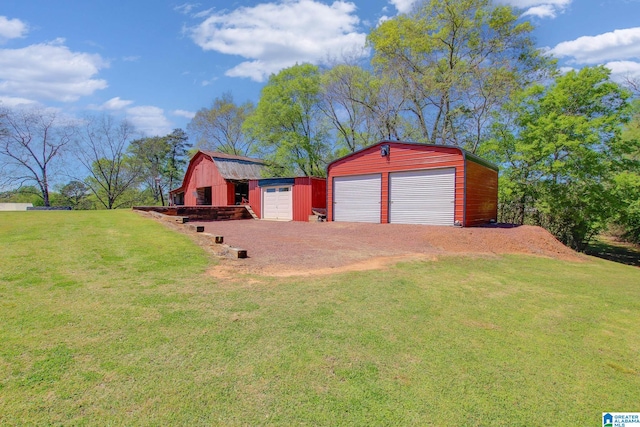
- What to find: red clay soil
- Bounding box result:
[185,219,583,277]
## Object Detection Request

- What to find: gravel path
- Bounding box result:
[187,219,582,276]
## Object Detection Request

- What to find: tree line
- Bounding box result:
[0,109,191,211]
[186,0,640,250]
[1,0,639,251]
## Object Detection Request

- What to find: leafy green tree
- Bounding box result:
[244,63,332,177]
[0,186,44,205]
[165,128,190,192]
[367,0,548,152]
[486,66,634,250]
[128,129,190,204]
[128,136,170,204]
[610,171,640,243]
[57,180,93,210]
[0,107,75,206]
[609,99,640,242]
[188,93,255,156]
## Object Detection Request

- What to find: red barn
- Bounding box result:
[326,141,498,226]
[248,177,327,221]
[169,151,265,206]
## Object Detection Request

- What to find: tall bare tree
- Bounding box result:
[625,77,640,97]
[187,92,255,156]
[0,107,75,206]
[76,114,141,209]
[320,64,381,154]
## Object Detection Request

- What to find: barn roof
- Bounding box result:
[201,151,265,181]
[169,151,266,195]
[200,151,265,164]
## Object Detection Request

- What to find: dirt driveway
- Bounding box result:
[187,219,582,276]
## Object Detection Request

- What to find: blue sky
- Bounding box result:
[1,0,639,138]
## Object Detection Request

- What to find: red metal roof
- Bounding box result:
[326,141,498,173]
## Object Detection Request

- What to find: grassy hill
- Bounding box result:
[1,210,638,425]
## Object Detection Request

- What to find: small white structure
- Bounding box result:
[0,203,33,211]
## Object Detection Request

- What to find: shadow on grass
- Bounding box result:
[586,237,640,267]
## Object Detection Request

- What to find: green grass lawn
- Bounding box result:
[0,210,638,426]
[587,235,640,266]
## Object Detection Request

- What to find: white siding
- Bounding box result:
[0,203,33,211]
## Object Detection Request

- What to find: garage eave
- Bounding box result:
[326,141,499,174]
[257,178,296,187]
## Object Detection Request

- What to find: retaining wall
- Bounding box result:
[133,206,252,221]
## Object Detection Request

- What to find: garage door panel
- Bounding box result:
[390,168,455,225]
[333,174,381,223]
[263,186,292,220]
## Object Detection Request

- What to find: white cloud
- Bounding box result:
[188,0,367,82]
[558,66,576,74]
[386,0,573,19]
[501,0,570,7]
[605,60,640,82]
[386,0,572,18]
[126,105,172,136]
[192,8,214,20]
[388,0,419,14]
[550,27,640,64]
[175,3,201,15]
[0,16,28,41]
[521,5,556,18]
[173,109,196,119]
[225,60,290,82]
[101,97,134,110]
[0,95,37,108]
[547,28,640,84]
[0,38,108,102]
[498,0,571,19]
[201,76,218,86]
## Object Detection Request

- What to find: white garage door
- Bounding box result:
[262,186,293,220]
[333,174,381,223]
[389,168,455,225]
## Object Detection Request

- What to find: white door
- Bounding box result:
[262,186,293,220]
[333,174,381,223]
[389,168,455,225]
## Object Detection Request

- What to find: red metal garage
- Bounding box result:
[327,141,498,226]
[248,177,326,221]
